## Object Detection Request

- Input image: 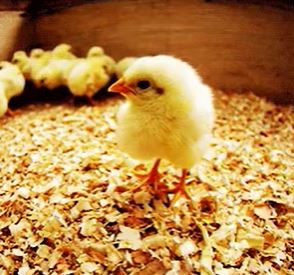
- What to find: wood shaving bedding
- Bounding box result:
[0,91,293,274]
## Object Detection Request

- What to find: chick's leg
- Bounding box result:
[86,95,97,106]
[170,169,192,204]
[133,159,168,197]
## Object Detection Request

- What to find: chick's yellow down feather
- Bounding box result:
[0,83,9,116]
[108,55,214,200]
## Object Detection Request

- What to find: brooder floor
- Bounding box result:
[0,91,293,274]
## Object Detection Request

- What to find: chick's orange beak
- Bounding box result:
[108,79,134,95]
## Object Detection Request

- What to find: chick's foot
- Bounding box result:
[169,169,192,205]
[6,108,20,117]
[132,159,169,199]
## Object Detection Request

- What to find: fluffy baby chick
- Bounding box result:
[12,51,32,79]
[0,61,26,99]
[51,43,76,59]
[108,55,214,201]
[12,50,50,85]
[30,48,50,59]
[67,58,110,101]
[35,59,77,89]
[0,61,25,116]
[115,57,137,79]
[87,46,105,57]
[87,47,116,75]
[67,49,115,101]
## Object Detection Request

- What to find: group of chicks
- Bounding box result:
[0,43,135,117]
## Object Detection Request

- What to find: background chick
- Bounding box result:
[34,59,77,89]
[67,58,110,102]
[67,49,115,101]
[30,48,50,59]
[51,43,76,59]
[0,61,26,99]
[12,51,32,79]
[87,47,116,75]
[115,57,137,79]
[12,50,51,86]
[108,55,215,202]
[86,46,105,58]
[30,49,52,84]
[0,61,25,116]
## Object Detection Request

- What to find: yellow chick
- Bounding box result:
[11,51,32,79]
[0,61,26,98]
[30,50,52,83]
[67,48,115,100]
[30,48,49,59]
[87,47,116,75]
[115,57,137,79]
[34,59,77,89]
[67,58,110,100]
[12,50,51,85]
[86,46,105,57]
[0,61,25,116]
[51,43,76,59]
[108,55,215,201]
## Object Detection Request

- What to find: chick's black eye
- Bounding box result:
[136,80,150,90]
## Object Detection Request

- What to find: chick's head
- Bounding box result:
[108,55,199,104]
[87,46,105,58]
[11,51,31,77]
[30,48,46,58]
[30,48,51,64]
[35,65,62,89]
[52,43,76,59]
